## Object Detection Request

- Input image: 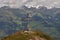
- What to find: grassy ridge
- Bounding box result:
[1,31,54,40]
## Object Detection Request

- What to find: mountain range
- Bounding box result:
[0,6,60,40]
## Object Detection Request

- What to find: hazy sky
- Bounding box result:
[0,0,60,8]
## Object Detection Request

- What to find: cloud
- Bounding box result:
[0,0,60,8]
[25,0,60,8]
[0,0,28,8]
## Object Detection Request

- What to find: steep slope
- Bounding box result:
[0,6,24,37]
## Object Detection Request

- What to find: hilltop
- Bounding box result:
[1,31,54,40]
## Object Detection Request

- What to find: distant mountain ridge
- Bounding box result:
[0,6,60,40]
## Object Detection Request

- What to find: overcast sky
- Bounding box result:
[0,0,60,8]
